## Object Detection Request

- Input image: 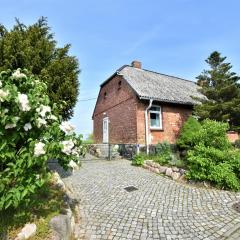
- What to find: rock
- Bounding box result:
[149,166,155,172]
[153,163,161,168]
[142,164,148,169]
[172,167,179,172]
[158,166,167,174]
[68,160,79,172]
[113,145,119,151]
[153,168,160,174]
[178,175,186,182]
[179,168,186,175]
[145,160,153,166]
[53,172,66,190]
[171,172,181,181]
[95,148,101,157]
[15,223,37,240]
[165,168,173,177]
[49,214,72,240]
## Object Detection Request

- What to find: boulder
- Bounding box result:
[158,166,167,174]
[153,168,160,174]
[68,160,79,172]
[179,169,186,175]
[49,215,72,240]
[171,172,181,181]
[153,163,161,168]
[15,223,37,240]
[172,167,179,172]
[178,175,186,182]
[145,160,153,166]
[53,172,66,190]
[95,148,101,157]
[165,168,173,177]
[142,164,148,169]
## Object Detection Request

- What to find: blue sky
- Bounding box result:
[1,0,240,138]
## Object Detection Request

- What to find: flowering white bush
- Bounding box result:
[0,69,83,213]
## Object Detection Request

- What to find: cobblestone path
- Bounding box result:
[63,159,240,240]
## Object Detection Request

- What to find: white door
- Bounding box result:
[103,117,109,143]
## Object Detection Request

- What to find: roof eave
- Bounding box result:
[139,96,195,106]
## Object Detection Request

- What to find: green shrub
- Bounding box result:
[177,116,202,149]
[154,141,172,165]
[171,159,186,168]
[234,139,240,149]
[186,120,240,191]
[132,154,145,166]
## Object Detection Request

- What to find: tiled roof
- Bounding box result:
[117,65,203,105]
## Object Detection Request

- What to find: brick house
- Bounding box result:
[92,61,203,150]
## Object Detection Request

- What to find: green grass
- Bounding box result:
[8,179,66,240]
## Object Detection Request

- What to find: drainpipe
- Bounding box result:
[145,99,153,155]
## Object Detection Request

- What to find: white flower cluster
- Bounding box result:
[24,123,32,131]
[36,118,47,127]
[12,69,27,79]
[0,89,9,102]
[36,105,51,118]
[61,140,74,155]
[0,80,2,87]
[60,121,75,134]
[34,142,45,157]
[18,93,30,111]
[5,123,16,129]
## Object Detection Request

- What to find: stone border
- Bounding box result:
[49,172,78,240]
[143,160,186,181]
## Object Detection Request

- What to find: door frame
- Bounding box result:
[103,117,109,143]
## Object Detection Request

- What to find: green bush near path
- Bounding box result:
[186,120,240,191]
[132,154,145,166]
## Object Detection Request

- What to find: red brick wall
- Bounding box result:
[93,75,138,144]
[227,131,239,143]
[137,101,192,144]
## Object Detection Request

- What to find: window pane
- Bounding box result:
[150,112,160,127]
[150,106,160,111]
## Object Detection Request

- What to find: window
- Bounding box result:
[103,92,107,99]
[149,105,162,129]
[118,80,122,90]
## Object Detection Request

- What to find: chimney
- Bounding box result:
[131,60,142,69]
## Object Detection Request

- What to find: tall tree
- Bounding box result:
[0,17,80,119]
[195,51,240,131]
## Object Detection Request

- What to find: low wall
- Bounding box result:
[88,143,177,159]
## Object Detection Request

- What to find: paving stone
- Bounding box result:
[63,159,240,240]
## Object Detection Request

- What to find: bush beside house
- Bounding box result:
[135,117,240,191]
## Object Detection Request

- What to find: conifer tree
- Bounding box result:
[0,17,79,119]
[195,51,240,131]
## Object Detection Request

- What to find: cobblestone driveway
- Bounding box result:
[64,159,240,240]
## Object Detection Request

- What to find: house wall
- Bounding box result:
[227,131,239,143]
[137,101,192,144]
[93,76,193,145]
[93,75,138,144]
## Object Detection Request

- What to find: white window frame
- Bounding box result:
[149,105,162,130]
